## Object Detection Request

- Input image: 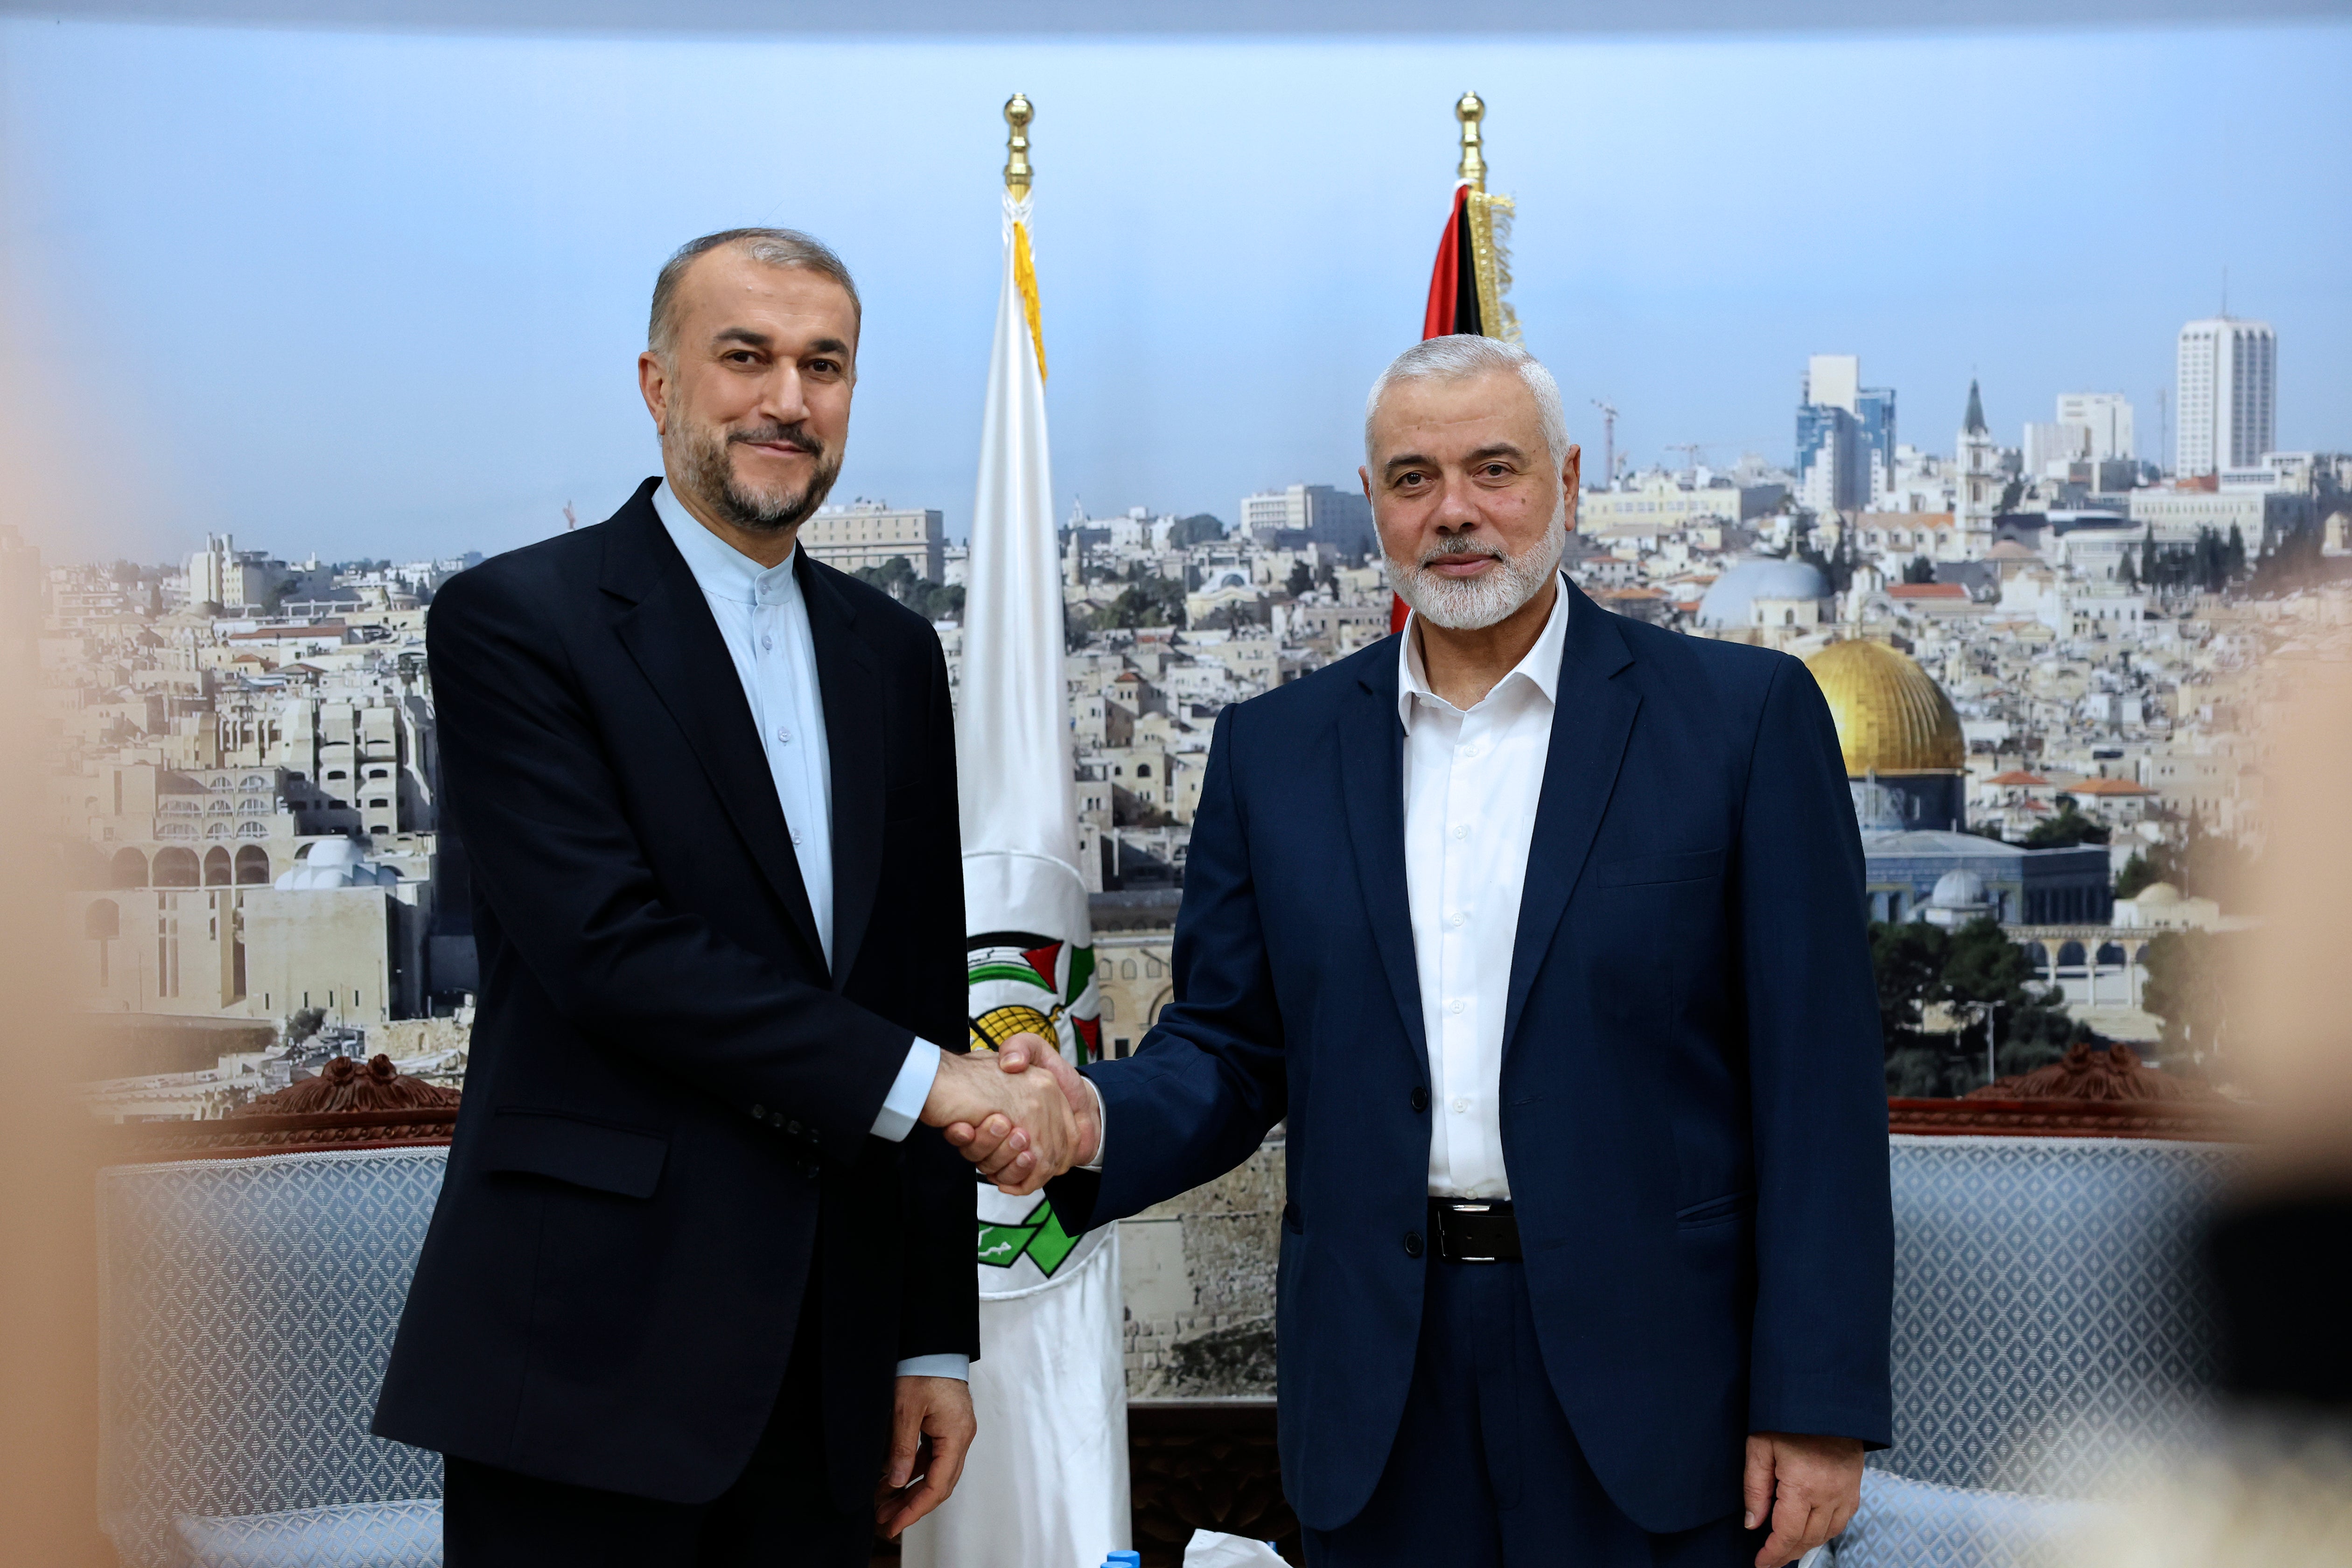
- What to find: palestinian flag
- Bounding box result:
[1394,170,1520,630]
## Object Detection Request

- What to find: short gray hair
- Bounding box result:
[1364,335,1569,469]
[648,228,862,359]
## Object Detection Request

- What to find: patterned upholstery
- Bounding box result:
[1875,1134,2240,1498]
[98,1149,449,1568]
[1833,1468,2102,1568]
[175,1498,442,1568]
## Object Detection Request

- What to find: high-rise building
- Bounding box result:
[2055,393,2135,462]
[1237,484,1375,553]
[2175,318,2275,476]
[1795,355,1895,512]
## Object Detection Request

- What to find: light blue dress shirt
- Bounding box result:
[653,483,962,1382]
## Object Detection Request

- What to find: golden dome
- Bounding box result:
[1803,639,1964,776]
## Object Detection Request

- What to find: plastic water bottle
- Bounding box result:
[1102,1554,1142,1568]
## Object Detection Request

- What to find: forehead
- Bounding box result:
[1372,367,1540,459]
[673,248,860,340]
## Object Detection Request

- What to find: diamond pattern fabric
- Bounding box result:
[175,1498,442,1568]
[1833,1468,2102,1568]
[98,1149,449,1568]
[1875,1135,2240,1498]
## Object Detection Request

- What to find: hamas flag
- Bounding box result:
[901,95,1131,1568]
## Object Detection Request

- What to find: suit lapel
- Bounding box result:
[1337,646,1430,1068]
[1502,581,1640,1061]
[601,485,828,972]
[799,554,886,994]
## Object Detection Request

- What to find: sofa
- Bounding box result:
[1832,1133,2241,1566]
[98,1148,448,1568]
[97,1132,2242,1568]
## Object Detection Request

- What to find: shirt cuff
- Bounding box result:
[868,1039,942,1143]
[894,1354,970,1381]
[1080,1073,1106,1173]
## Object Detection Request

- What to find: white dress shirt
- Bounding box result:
[653,483,962,1380]
[1399,575,1569,1199]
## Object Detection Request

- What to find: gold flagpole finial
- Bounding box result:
[1004,93,1035,199]
[1455,91,1486,190]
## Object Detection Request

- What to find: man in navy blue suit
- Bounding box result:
[952,336,1892,1566]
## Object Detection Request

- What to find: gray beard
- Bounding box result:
[1387,501,1569,630]
[672,419,841,535]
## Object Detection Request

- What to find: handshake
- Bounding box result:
[918,1035,1100,1194]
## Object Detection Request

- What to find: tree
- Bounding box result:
[1168,514,1227,548]
[855,556,966,623]
[2140,929,2235,1064]
[1092,570,1186,630]
[1870,916,2075,1094]
[2118,545,2138,590]
[1903,555,1937,585]
[2022,795,2110,848]
[2113,850,2158,900]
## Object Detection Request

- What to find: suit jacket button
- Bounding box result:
[787,1120,805,1138]
[1409,1087,1430,1113]
[751,1105,765,1120]
[1403,1230,1424,1259]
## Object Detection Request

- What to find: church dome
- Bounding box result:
[1803,638,1964,775]
[1930,869,1988,909]
[1696,556,1832,628]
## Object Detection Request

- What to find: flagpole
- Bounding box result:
[905,88,1127,1568]
[1456,90,1485,191]
[1004,92,1033,199]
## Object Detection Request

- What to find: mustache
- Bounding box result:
[727,421,825,461]
[1418,534,1506,567]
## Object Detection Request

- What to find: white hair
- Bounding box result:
[1364,335,1569,469]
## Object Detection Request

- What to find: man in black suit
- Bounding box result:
[374,229,1077,1567]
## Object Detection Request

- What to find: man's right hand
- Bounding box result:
[920,1044,1078,1196]
[939,1033,1099,1191]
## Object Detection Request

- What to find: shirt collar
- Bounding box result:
[652,479,801,608]
[1396,572,1571,732]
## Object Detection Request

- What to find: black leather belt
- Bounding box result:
[1428,1197,1520,1263]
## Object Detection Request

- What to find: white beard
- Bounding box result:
[1387,499,1569,631]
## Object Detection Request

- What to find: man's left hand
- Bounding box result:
[875,1376,975,1539]
[1742,1431,1863,1568]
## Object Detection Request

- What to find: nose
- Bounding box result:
[1432,472,1484,532]
[758,364,812,428]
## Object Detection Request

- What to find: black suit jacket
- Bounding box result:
[1049,581,1892,1534]
[373,478,974,1509]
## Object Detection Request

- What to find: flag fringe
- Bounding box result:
[1004,192,1047,379]
[1468,190,1522,344]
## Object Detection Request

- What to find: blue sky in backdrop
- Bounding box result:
[3,18,2346,564]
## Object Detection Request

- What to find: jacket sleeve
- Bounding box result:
[427,564,911,1165]
[1736,655,1895,1449]
[896,633,980,1362]
[1049,703,1288,1234]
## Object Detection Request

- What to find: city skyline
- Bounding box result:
[4,19,2346,565]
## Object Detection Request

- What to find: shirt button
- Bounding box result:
[1449,999,1466,1016]
[761,634,774,651]
[1452,1097,1469,1114]
[1448,911,1465,928]
[1452,825,1469,840]
[777,728,792,744]
[1460,744,1480,759]
[791,829,802,846]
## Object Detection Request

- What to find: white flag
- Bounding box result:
[902,190,1130,1568]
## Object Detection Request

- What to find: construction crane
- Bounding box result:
[1666,442,1707,476]
[1590,399,1618,486]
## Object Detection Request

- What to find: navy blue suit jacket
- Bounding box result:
[1048,581,1892,1534]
